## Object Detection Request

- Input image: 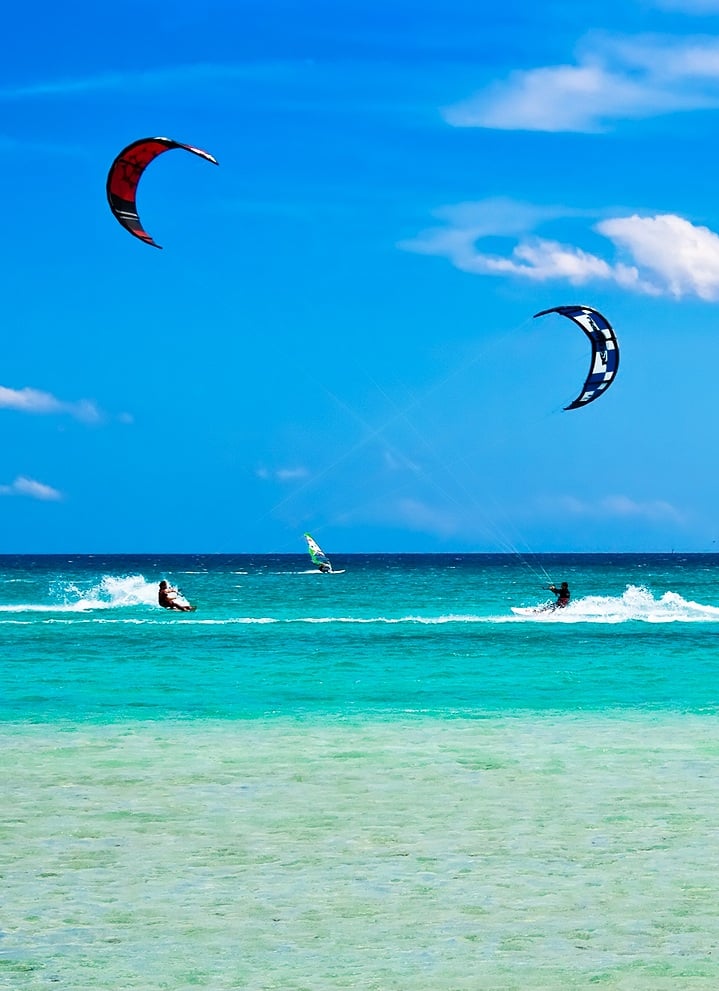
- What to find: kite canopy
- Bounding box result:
[533,304,619,410]
[106,136,218,249]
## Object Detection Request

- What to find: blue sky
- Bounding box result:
[3,0,719,553]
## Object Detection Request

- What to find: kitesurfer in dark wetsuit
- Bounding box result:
[158,580,193,611]
[547,582,570,608]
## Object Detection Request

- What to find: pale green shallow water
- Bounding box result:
[5,554,719,988]
[3,713,719,990]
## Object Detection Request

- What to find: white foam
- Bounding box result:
[0,574,162,613]
[510,584,719,623]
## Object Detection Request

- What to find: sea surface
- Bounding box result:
[3,552,719,989]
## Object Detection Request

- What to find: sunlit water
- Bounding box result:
[3,554,719,989]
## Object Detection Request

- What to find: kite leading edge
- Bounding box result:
[106,136,218,249]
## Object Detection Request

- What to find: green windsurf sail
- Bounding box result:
[304,533,332,572]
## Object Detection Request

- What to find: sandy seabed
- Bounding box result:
[2,713,719,990]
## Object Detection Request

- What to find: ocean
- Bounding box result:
[3,553,719,989]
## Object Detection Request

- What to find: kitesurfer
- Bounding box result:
[547,582,570,608]
[158,580,193,612]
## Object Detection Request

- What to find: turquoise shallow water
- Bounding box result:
[3,554,719,988]
[3,553,719,718]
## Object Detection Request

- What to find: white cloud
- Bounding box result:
[443,34,719,132]
[598,213,719,300]
[0,476,62,501]
[0,386,102,422]
[401,199,719,298]
[458,237,619,283]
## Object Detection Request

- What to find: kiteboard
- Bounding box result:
[170,590,195,611]
[511,604,554,616]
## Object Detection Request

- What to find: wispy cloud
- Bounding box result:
[550,494,685,524]
[256,465,310,482]
[400,199,719,299]
[0,386,102,423]
[650,0,719,10]
[0,476,62,501]
[0,62,301,102]
[443,34,719,132]
[355,497,460,537]
[394,498,459,535]
[382,449,422,474]
[0,131,95,158]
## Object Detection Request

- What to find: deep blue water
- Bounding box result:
[3,553,719,720]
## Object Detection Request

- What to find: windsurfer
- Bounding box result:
[547,582,570,608]
[158,580,193,612]
[304,533,334,573]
